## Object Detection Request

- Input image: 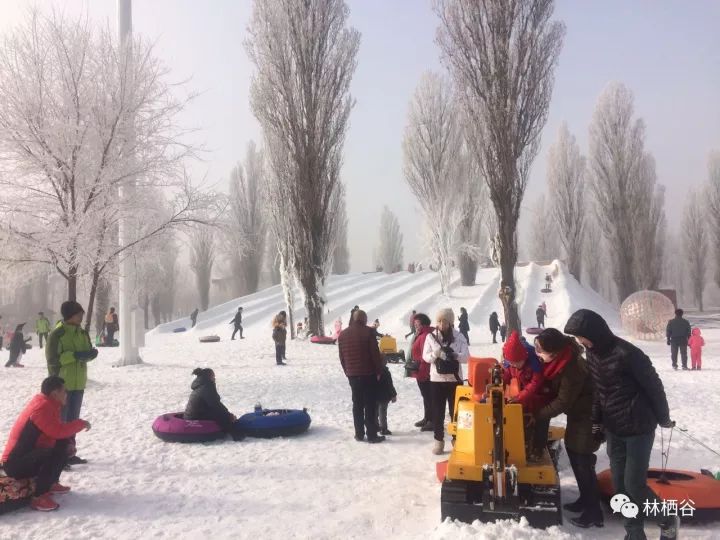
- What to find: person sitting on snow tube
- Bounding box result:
[183,368,244,441]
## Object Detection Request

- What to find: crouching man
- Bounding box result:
[1,376,90,511]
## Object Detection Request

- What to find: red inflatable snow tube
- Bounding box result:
[0,476,34,515]
[310,335,336,345]
[597,468,720,522]
[152,412,226,443]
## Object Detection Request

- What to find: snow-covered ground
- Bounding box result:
[2,263,718,539]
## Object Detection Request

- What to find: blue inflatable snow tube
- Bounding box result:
[235,409,311,438]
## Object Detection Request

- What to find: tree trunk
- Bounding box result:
[568,257,582,284]
[67,266,78,302]
[458,253,477,286]
[298,271,325,337]
[498,218,521,334]
[279,253,295,339]
[141,292,150,330]
[84,268,100,334]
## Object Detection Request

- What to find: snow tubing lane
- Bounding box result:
[597,468,720,522]
[152,413,226,443]
[199,335,220,343]
[173,327,187,333]
[235,409,311,438]
[310,336,336,345]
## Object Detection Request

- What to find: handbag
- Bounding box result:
[429,332,461,380]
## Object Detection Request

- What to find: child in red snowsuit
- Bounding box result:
[688,327,705,370]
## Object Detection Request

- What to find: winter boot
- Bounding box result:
[569,512,603,528]
[432,440,445,455]
[414,419,427,428]
[563,498,584,513]
[421,422,434,432]
[380,429,392,436]
[30,494,59,511]
[367,435,386,444]
[50,483,71,494]
[67,455,87,465]
[660,514,680,540]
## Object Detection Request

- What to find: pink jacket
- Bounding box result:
[688,328,705,352]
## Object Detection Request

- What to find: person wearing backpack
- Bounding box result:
[422,308,469,455]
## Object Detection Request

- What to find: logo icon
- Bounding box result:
[611,493,640,518]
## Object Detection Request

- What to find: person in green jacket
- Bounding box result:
[46,301,98,465]
[36,312,51,348]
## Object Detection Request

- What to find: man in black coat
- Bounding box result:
[230,307,244,340]
[565,309,678,540]
[665,309,691,370]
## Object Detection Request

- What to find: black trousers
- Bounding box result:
[232,325,243,339]
[431,381,460,441]
[38,332,48,348]
[4,439,70,496]
[348,375,379,439]
[106,328,116,344]
[417,380,432,422]
[491,330,498,343]
[567,449,603,520]
[670,339,688,368]
[460,330,470,345]
[275,343,286,363]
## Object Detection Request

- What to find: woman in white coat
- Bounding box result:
[422,308,469,455]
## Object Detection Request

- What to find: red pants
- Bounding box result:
[691,350,702,369]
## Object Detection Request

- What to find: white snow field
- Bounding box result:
[2,262,719,539]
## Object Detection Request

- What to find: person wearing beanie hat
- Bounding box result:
[46,301,97,465]
[422,308,469,455]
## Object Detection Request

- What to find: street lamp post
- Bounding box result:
[116,0,141,366]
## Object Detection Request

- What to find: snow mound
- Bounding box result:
[430,517,579,540]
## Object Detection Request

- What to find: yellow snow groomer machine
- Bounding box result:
[437,358,563,528]
[378,335,405,364]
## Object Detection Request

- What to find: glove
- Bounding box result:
[75,350,93,361]
[75,348,98,361]
[660,419,676,429]
[592,424,606,444]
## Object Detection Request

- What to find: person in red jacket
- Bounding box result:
[1,376,90,511]
[338,310,385,443]
[688,327,705,370]
[410,313,434,431]
[502,331,551,414]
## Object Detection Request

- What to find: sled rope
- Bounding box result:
[659,425,674,483]
[677,427,720,458]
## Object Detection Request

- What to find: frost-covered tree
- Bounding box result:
[590,83,665,299]
[529,193,560,262]
[583,214,602,292]
[705,153,720,291]
[377,206,404,273]
[403,72,465,295]
[547,124,586,279]
[633,157,666,291]
[332,195,350,275]
[436,0,565,332]
[683,189,708,311]
[246,0,359,336]
[189,225,215,311]
[0,10,204,326]
[226,142,267,296]
[455,149,488,285]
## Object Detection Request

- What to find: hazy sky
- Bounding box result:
[2,1,719,272]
